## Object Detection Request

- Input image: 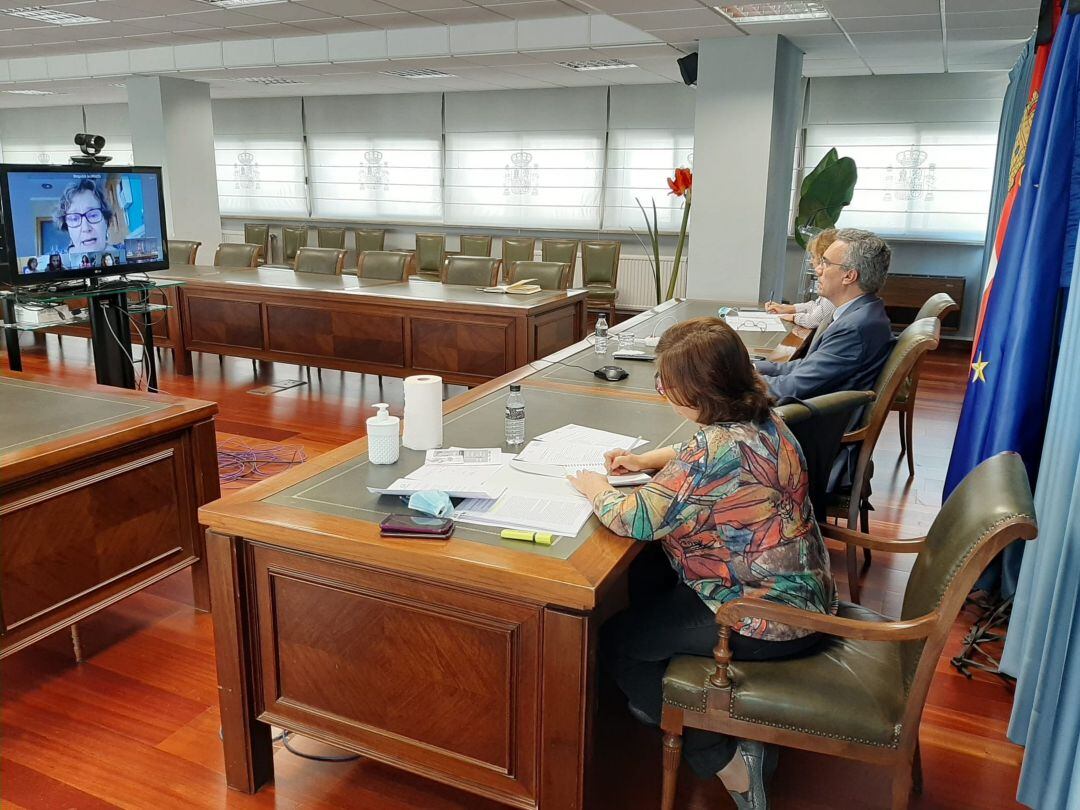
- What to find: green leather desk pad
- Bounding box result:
[264,386,697,559]
[0,376,169,454]
[533,300,791,394]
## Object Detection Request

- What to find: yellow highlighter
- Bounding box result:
[500,529,555,546]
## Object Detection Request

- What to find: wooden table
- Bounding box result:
[199,297,802,810]
[0,372,220,658]
[158,266,589,386]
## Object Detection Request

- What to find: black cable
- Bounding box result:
[529,357,600,375]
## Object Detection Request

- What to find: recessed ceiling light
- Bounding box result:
[379,68,455,79]
[196,0,288,7]
[3,88,61,95]
[716,2,830,24]
[5,6,105,25]
[235,76,308,84]
[557,58,637,71]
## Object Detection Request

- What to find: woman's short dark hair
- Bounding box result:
[54,178,112,233]
[656,317,773,424]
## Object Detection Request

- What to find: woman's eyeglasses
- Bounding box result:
[63,208,105,228]
[654,371,666,399]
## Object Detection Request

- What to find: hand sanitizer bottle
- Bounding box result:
[367,403,400,465]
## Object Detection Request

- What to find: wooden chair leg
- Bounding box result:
[661,732,682,810]
[905,405,916,479]
[912,742,923,795]
[897,410,907,458]
[846,544,861,604]
[608,302,617,324]
[891,762,913,810]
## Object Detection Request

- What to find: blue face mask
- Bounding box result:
[407,490,454,518]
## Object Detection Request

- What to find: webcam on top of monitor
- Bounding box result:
[71,133,111,167]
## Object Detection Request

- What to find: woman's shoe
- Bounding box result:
[726,739,774,810]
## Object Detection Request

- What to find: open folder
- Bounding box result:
[479,279,542,295]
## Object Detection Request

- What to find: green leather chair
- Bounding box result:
[581,240,621,322]
[294,247,346,276]
[214,242,261,268]
[459,235,493,257]
[506,260,570,291]
[658,451,1036,810]
[441,255,500,287]
[317,227,347,250]
[501,237,536,280]
[357,250,409,281]
[892,293,959,478]
[282,226,308,264]
[243,223,271,264]
[167,239,200,266]
[541,239,578,282]
[354,228,386,255]
[413,233,446,279]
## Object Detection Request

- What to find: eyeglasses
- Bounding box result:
[817,255,858,272]
[63,208,105,229]
[654,371,666,399]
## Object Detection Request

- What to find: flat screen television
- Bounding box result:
[0,164,170,287]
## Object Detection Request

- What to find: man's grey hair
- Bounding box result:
[834,228,891,295]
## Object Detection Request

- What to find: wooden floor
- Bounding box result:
[0,333,1025,810]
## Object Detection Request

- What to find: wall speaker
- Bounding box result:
[677,52,698,86]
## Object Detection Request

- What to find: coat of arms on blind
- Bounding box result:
[360,149,389,191]
[504,151,539,196]
[233,151,260,192]
[37,152,51,164]
[883,144,936,203]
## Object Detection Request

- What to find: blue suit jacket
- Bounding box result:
[755,294,895,401]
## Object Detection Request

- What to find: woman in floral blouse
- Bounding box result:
[568,316,836,810]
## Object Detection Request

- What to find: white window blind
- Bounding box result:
[444,88,606,229]
[605,85,695,232]
[0,105,85,165]
[84,104,133,165]
[212,98,307,217]
[801,73,1007,241]
[305,94,443,223]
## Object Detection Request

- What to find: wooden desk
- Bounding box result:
[0,373,220,658]
[158,266,589,386]
[199,297,794,809]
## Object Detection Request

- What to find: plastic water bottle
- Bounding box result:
[594,314,609,354]
[505,384,526,446]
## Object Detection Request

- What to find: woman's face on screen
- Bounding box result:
[65,190,109,253]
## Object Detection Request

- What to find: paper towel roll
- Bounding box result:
[402,374,444,450]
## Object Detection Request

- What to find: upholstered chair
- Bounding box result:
[167,239,200,266]
[892,293,959,478]
[214,242,261,268]
[357,251,410,281]
[354,229,386,255]
[294,247,346,276]
[459,235,493,257]
[282,226,308,265]
[317,227,347,250]
[501,237,536,280]
[581,240,621,322]
[506,261,571,291]
[413,233,447,279]
[243,223,271,264]
[658,451,1036,810]
[541,239,579,282]
[441,255,500,287]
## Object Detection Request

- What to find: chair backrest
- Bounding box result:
[214,242,261,268]
[897,452,1035,739]
[501,238,536,279]
[282,226,308,263]
[581,241,620,288]
[441,255,500,286]
[167,239,200,265]
[459,235,493,257]
[357,250,410,281]
[416,233,446,274]
[354,229,386,254]
[507,261,571,291]
[244,224,270,262]
[317,227,346,250]
[775,390,876,522]
[855,318,940,435]
[541,240,578,278]
[294,247,346,276]
[914,292,959,324]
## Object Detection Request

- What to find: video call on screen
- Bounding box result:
[8,170,165,275]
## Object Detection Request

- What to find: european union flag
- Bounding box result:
[944,8,1080,509]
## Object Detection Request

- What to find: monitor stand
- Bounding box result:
[86,279,138,389]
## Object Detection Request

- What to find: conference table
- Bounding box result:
[200,298,804,809]
[0,372,219,658]
[157,266,589,386]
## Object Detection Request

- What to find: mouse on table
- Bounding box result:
[594,365,630,382]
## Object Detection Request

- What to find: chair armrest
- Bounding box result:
[841,427,867,444]
[820,523,927,553]
[709,598,937,688]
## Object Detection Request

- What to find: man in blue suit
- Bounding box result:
[755,228,894,401]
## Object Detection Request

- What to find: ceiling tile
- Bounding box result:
[460,51,546,64]
[613,7,725,29]
[824,0,939,17]
[834,14,940,34]
[644,22,742,39]
[850,31,943,61]
[348,12,439,27]
[782,33,855,56]
[866,58,944,74]
[381,0,475,10]
[290,16,377,32]
[482,1,584,19]
[418,6,510,23]
[948,25,1034,41]
[449,18,516,51]
[803,62,869,75]
[945,0,1038,11]
[298,0,399,13]
[730,17,839,35]
[581,0,701,13]
[946,9,1037,30]
[225,22,314,37]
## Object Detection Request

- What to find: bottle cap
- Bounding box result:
[370,402,395,424]
[510,384,521,391]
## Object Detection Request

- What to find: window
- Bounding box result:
[0,105,85,165]
[604,85,695,232]
[212,98,308,217]
[84,104,133,166]
[798,73,1007,241]
[444,88,606,229]
[305,94,443,223]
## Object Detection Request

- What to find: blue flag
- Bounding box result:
[944,8,1080,504]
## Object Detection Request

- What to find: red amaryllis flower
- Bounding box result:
[667,167,692,197]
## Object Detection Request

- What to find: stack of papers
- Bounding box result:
[480,279,541,295]
[724,313,786,333]
[425,448,502,465]
[514,425,649,477]
[454,492,594,537]
[368,453,512,499]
